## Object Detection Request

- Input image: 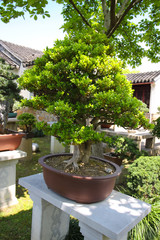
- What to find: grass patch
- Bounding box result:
[0,136,50,240]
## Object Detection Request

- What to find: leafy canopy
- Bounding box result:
[0,58,21,129]
[18,31,150,146]
[0,0,160,67]
[0,58,21,101]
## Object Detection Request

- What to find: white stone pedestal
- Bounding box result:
[19,173,151,240]
[50,136,65,154]
[48,121,66,154]
[0,150,26,209]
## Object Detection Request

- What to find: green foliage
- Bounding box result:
[119,156,160,240]
[31,128,45,137]
[107,136,148,161]
[1,1,159,66]
[0,0,50,23]
[18,31,151,162]
[128,201,160,240]
[138,101,149,114]
[18,31,150,150]
[61,0,160,66]
[0,58,22,129]
[126,156,160,202]
[65,218,84,240]
[0,58,21,102]
[17,113,36,133]
[152,117,160,138]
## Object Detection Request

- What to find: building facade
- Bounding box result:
[0,40,43,99]
[126,71,160,121]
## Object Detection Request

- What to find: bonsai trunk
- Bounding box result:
[65,141,92,169]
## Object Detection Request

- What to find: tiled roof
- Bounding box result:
[0,40,43,67]
[126,71,160,84]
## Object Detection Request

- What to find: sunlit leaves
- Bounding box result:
[19,31,150,145]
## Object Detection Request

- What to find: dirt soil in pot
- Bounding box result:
[44,155,116,177]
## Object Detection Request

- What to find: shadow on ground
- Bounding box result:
[0,209,32,240]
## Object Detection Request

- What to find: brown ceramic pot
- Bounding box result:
[39,153,121,203]
[0,131,25,151]
[103,153,123,166]
[101,123,112,129]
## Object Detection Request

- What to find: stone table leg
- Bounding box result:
[135,139,142,151]
[145,137,155,149]
[79,221,128,240]
[29,192,70,240]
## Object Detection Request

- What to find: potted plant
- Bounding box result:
[0,58,24,151]
[18,31,150,203]
[103,136,148,166]
[17,113,37,161]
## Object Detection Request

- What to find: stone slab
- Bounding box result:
[0,150,27,162]
[19,173,151,240]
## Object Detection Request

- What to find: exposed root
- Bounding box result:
[64,158,79,170]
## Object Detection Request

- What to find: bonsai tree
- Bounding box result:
[18,31,150,169]
[0,58,22,132]
[17,113,36,133]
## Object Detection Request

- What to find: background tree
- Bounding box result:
[0,0,160,67]
[18,31,150,168]
[0,58,21,131]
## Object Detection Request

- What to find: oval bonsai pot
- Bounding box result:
[39,153,121,203]
[0,131,25,151]
[103,153,123,166]
[101,123,112,129]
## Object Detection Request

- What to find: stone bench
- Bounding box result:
[19,173,151,240]
[101,129,155,151]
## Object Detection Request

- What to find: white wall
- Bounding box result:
[13,64,33,100]
[150,75,160,114]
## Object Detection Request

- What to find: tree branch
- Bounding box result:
[101,0,110,30]
[68,0,92,28]
[117,0,130,18]
[107,0,143,38]
[110,0,117,28]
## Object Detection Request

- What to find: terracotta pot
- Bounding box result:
[39,153,121,203]
[0,131,25,151]
[103,153,122,166]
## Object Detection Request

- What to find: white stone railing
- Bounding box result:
[19,173,151,240]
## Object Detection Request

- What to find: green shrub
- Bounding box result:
[31,127,45,137]
[117,156,160,239]
[17,113,36,133]
[126,156,160,202]
[107,136,148,161]
[65,218,84,240]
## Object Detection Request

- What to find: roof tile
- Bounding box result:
[0,40,43,67]
[126,71,160,83]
